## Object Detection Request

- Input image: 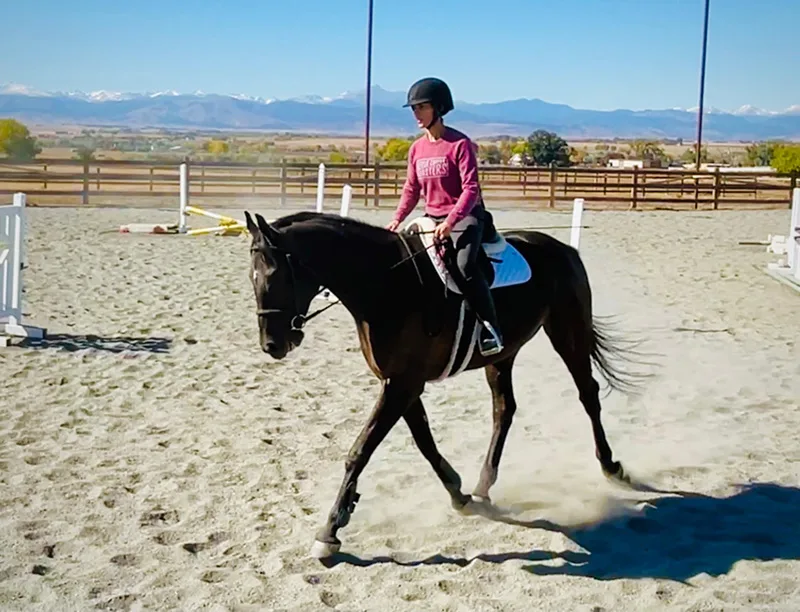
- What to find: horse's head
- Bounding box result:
[244,211,319,359]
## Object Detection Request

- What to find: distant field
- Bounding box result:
[28,125,754,165]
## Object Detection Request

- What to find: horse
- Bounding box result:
[243,209,646,560]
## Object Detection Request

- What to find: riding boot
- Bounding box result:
[464,271,504,356]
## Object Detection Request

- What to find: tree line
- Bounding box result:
[2,117,800,172]
[370,130,800,172]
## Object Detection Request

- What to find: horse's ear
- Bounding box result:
[245,211,259,238]
[255,213,282,247]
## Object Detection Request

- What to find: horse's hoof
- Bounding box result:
[310,539,341,559]
[455,495,491,517]
[603,461,631,484]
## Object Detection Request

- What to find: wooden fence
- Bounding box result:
[0,158,797,211]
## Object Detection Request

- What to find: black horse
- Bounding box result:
[244,210,646,559]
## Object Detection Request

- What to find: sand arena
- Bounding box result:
[1,204,798,611]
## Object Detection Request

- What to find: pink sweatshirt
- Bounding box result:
[392,127,482,228]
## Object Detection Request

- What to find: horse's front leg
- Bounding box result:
[311,377,424,559]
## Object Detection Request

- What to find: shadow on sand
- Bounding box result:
[21,333,173,354]
[321,482,800,583]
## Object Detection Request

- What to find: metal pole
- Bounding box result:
[695,0,710,170]
[364,0,374,165]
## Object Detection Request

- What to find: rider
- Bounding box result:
[385,77,504,357]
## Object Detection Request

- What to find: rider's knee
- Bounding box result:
[457,250,476,278]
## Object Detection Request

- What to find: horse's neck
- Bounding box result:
[293,223,401,321]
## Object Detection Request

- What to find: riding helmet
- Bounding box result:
[403,77,455,116]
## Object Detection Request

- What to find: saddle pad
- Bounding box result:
[404,215,532,295]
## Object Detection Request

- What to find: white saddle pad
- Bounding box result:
[404,215,532,295]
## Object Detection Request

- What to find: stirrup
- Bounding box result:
[479,321,504,356]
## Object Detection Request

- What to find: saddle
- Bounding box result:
[399,215,532,382]
[402,215,532,295]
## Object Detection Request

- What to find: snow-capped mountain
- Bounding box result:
[1,83,798,140]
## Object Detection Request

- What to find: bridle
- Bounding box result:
[250,229,442,331]
[251,247,338,332]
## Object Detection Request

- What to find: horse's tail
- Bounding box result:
[589,314,654,397]
[561,241,655,397]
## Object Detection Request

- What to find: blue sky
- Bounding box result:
[2,0,797,112]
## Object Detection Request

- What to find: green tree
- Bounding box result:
[73,146,96,161]
[744,141,778,166]
[498,141,513,164]
[329,151,349,163]
[629,139,669,163]
[376,138,411,161]
[681,146,708,164]
[569,146,588,165]
[478,144,502,164]
[511,140,528,157]
[525,130,571,167]
[0,118,42,161]
[203,139,230,156]
[770,144,800,173]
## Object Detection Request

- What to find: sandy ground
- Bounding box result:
[1,201,799,612]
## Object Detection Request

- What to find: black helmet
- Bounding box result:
[403,77,454,116]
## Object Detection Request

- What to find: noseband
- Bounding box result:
[252,248,337,331]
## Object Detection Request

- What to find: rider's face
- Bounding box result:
[411,102,434,128]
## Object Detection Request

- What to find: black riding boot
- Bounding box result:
[464,271,504,356]
[448,210,505,357]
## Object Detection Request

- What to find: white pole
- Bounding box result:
[316,163,326,213]
[8,193,24,323]
[791,188,800,280]
[570,197,584,249]
[179,163,189,233]
[340,184,352,217]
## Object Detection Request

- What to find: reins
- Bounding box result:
[253,222,590,329]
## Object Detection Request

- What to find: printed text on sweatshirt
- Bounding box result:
[392,127,482,228]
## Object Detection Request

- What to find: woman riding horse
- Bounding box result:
[385,77,504,357]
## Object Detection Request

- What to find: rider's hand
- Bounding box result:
[385,219,401,232]
[433,221,453,241]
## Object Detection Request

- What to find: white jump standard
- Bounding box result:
[1,193,46,347]
[765,187,800,293]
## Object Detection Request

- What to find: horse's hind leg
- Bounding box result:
[403,398,471,510]
[544,314,624,480]
[472,353,518,503]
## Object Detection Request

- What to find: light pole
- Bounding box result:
[364,0,374,165]
[695,0,710,170]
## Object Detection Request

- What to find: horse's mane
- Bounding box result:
[271,211,399,246]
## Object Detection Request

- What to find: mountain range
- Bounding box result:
[2,83,799,141]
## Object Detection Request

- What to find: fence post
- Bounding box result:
[82,160,90,205]
[712,166,721,210]
[631,167,638,210]
[373,160,381,207]
[548,165,556,208]
[280,158,287,207]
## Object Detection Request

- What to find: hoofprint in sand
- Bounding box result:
[1,205,798,611]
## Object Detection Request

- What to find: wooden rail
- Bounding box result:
[0,158,796,210]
